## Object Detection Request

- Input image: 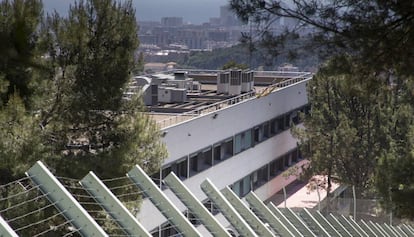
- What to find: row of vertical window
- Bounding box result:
[150,104,310,187]
[231,148,301,198]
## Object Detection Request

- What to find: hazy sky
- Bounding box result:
[42,0,229,24]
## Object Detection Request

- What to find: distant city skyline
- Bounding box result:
[42,0,230,25]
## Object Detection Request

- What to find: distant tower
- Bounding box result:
[161,17,183,27]
[219,5,239,26]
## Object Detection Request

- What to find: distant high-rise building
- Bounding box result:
[220,5,240,26]
[161,17,183,27]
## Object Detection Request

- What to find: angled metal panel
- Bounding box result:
[278,208,317,237]
[338,215,364,236]
[245,192,296,237]
[200,179,258,237]
[221,187,274,237]
[26,161,108,237]
[312,211,343,237]
[368,221,388,237]
[375,222,391,237]
[359,219,379,237]
[299,208,331,236]
[163,173,231,237]
[80,172,151,237]
[401,224,414,236]
[407,224,414,234]
[127,165,201,237]
[326,214,353,237]
[382,223,402,237]
[266,203,304,237]
[395,226,409,237]
[0,215,18,237]
[346,216,369,237]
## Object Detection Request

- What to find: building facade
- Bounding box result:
[136,70,312,236]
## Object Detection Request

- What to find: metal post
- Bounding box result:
[352,185,357,221]
[163,173,230,237]
[0,215,18,237]
[245,192,296,237]
[26,161,108,237]
[221,187,275,237]
[200,179,258,237]
[80,172,151,237]
[128,165,202,236]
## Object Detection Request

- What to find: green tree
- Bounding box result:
[221,60,249,70]
[230,0,414,72]
[0,0,44,106]
[231,0,414,218]
[37,0,167,179]
[0,0,47,183]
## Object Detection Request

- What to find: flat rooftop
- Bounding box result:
[146,70,313,129]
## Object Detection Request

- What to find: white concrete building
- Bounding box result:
[138,70,312,236]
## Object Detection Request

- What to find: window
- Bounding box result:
[263,122,270,139]
[284,153,292,167]
[242,176,251,197]
[291,148,298,163]
[232,176,252,198]
[252,165,269,189]
[270,118,279,135]
[285,112,291,128]
[234,130,252,154]
[232,181,241,197]
[171,157,188,180]
[278,116,285,131]
[253,125,263,144]
[269,159,280,177]
[189,147,212,176]
[278,157,285,171]
[213,138,233,163]
[161,166,172,179]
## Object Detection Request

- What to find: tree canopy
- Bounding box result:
[0,0,167,180]
[230,0,414,218]
[0,0,167,234]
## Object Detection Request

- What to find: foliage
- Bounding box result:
[221,60,248,70]
[0,93,46,183]
[0,0,168,234]
[0,0,44,106]
[231,0,414,218]
[0,0,167,187]
[33,0,167,179]
[294,57,384,194]
[179,41,320,71]
[230,0,414,72]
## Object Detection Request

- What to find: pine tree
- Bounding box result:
[231,0,414,218]
[37,0,167,178]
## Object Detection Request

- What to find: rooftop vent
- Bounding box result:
[174,71,187,80]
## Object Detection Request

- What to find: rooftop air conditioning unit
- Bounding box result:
[170,88,187,103]
[174,71,187,80]
[228,70,242,95]
[241,70,254,92]
[187,80,201,92]
[217,72,230,94]
[158,87,187,103]
[158,87,172,103]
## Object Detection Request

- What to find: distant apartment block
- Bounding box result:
[161,17,183,27]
